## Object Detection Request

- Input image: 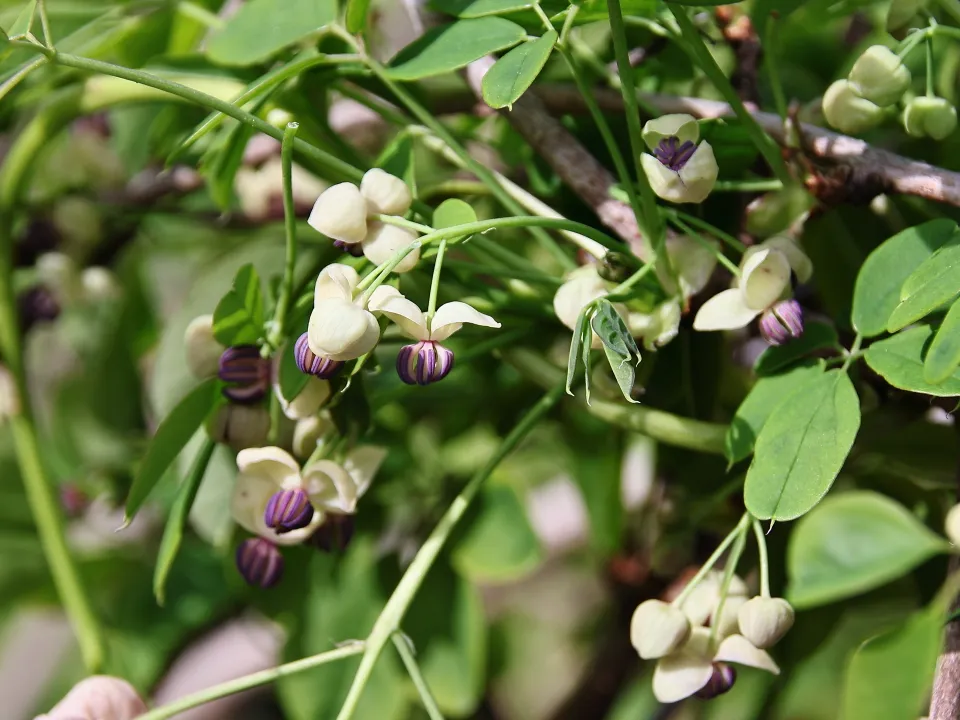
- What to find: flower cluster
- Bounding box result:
[308,169,421,271]
[631,571,794,702]
[639,114,719,204]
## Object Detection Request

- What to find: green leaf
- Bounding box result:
[213,264,265,346]
[452,485,542,584]
[201,113,260,211]
[924,299,960,385]
[207,0,338,66]
[124,379,219,522]
[386,18,526,80]
[346,0,373,33]
[725,362,825,464]
[744,369,860,521]
[153,439,215,606]
[591,300,641,403]
[887,234,960,332]
[5,1,36,37]
[666,0,743,5]
[432,0,533,17]
[754,321,839,376]
[841,580,958,720]
[852,219,957,337]
[566,306,590,396]
[787,491,948,609]
[481,31,557,109]
[865,325,960,396]
[434,198,478,230]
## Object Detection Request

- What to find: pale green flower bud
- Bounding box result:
[641,114,700,151]
[848,45,911,107]
[630,599,692,659]
[945,503,960,546]
[208,403,271,452]
[737,596,795,649]
[36,252,82,305]
[822,80,884,134]
[308,183,368,245]
[887,0,926,33]
[641,141,718,204]
[903,96,958,139]
[0,365,20,422]
[184,315,225,379]
[360,168,412,216]
[266,108,294,129]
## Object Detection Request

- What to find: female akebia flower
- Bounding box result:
[639,114,718,204]
[693,237,811,332]
[370,293,501,385]
[553,266,628,349]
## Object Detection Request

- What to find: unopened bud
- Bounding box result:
[267,108,294,129]
[849,45,911,107]
[822,79,884,134]
[36,252,82,305]
[208,404,270,452]
[184,315,224,379]
[945,503,960,546]
[630,599,692,659]
[235,537,284,588]
[737,596,795,649]
[694,663,737,699]
[903,96,958,140]
[294,332,343,379]
[397,341,454,386]
[308,183,368,245]
[264,488,315,534]
[360,168,412,216]
[0,365,20,421]
[218,345,270,404]
[712,595,747,639]
[759,299,804,346]
[311,513,356,552]
[80,266,120,302]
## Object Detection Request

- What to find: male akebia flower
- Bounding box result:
[737,596,795,649]
[370,293,501,386]
[294,332,343,379]
[822,80,884,134]
[759,299,804,346]
[848,45,911,107]
[218,345,270,404]
[903,96,958,139]
[235,537,284,588]
[639,114,718,204]
[264,487,315,534]
[630,599,692,659]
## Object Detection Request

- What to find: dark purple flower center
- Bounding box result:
[653,136,697,171]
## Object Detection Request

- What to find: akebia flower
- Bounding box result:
[235,537,284,588]
[362,222,421,273]
[553,266,628,349]
[630,599,692,659]
[903,96,958,139]
[294,332,343,379]
[737,596,795,649]
[218,345,270,403]
[308,182,368,245]
[184,315,224,379]
[264,487,314,534]
[370,292,500,385]
[822,80,884,134]
[360,167,412,215]
[657,235,719,301]
[639,114,718,204]
[303,446,388,514]
[848,45,911,107]
[759,299,804,345]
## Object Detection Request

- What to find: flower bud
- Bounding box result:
[219,345,270,404]
[903,96,958,139]
[294,332,344,379]
[397,341,455,386]
[737,596,795,649]
[641,140,718,204]
[360,168,412,216]
[80,267,119,302]
[311,513,356,552]
[822,79,884,134]
[887,0,926,33]
[208,404,270,452]
[235,537,284,587]
[307,182,368,245]
[264,488,315,534]
[0,365,20,422]
[36,252,82,306]
[694,663,737,699]
[848,46,911,107]
[361,222,420,273]
[184,315,224,379]
[945,503,960,546]
[630,599,692,659]
[267,108,294,129]
[759,299,804,346]
[641,114,700,150]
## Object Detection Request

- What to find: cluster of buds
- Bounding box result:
[639,115,719,204]
[308,169,420,271]
[630,571,794,702]
[230,445,385,587]
[34,252,120,309]
[693,236,810,344]
[823,46,910,134]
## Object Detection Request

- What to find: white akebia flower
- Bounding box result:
[370,292,501,385]
[360,168,412,215]
[271,351,331,420]
[362,222,421,273]
[639,114,718,204]
[302,445,387,514]
[693,238,811,332]
[658,235,719,300]
[627,300,681,351]
[292,413,335,459]
[308,182,368,245]
[307,264,397,362]
[679,570,749,626]
[553,266,628,349]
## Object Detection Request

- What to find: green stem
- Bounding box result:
[710,513,750,646]
[0,56,47,104]
[713,178,784,193]
[664,209,747,253]
[392,633,445,720]
[667,214,741,276]
[672,513,749,608]
[139,643,366,720]
[266,121,300,351]
[841,333,863,372]
[444,259,561,286]
[927,34,936,97]
[336,383,566,720]
[38,0,53,48]
[355,242,423,303]
[752,518,771,598]
[764,14,787,120]
[668,8,792,185]
[373,214,433,234]
[427,239,448,319]
[608,261,657,299]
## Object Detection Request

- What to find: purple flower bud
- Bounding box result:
[294,333,343,379]
[218,345,270,404]
[60,484,89,519]
[695,663,736,699]
[333,240,365,257]
[653,136,698,171]
[311,513,355,553]
[235,537,284,588]
[397,341,454,386]
[264,488,315,534]
[759,299,804,346]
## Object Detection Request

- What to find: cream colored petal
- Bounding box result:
[307,182,367,244]
[302,459,359,514]
[641,154,687,204]
[45,675,147,720]
[659,235,718,298]
[230,471,277,537]
[314,264,360,303]
[361,222,420,273]
[741,248,791,311]
[712,595,748,640]
[641,113,700,150]
[373,294,428,340]
[715,634,781,674]
[692,289,760,331]
[430,301,501,342]
[366,284,403,312]
[235,446,301,485]
[651,628,714,703]
[552,268,609,330]
[183,314,223,379]
[360,168,412,216]
[677,141,719,204]
[344,445,388,498]
[630,300,681,351]
[760,236,813,283]
[279,377,331,420]
[308,298,381,361]
[292,414,335,460]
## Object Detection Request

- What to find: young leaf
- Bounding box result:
[865,325,960,396]
[753,321,839,376]
[481,31,558,109]
[386,18,526,80]
[124,379,219,523]
[744,369,860,521]
[434,198,478,230]
[432,0,533,17]
[582,312,594,405]
[201,113,259,211]
[346,0,373,33]
[566,307,589,396]
[153,439,216,605]
[852,219,957,337]
[591,300,642,403]
[886,235,960,332]
[207,0,337,66]
[787,491,949,608]
[213,264,265,346]
[923,298,960,384]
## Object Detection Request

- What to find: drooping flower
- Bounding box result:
[822,80,884,134]
[903,96,958,139]
[272,348,332,420]
[631,599,692,659]
[308,182,368,245]
[759,299,804,346]
[737,596,796,649]
[264,488,315,534]
[360,167,413,215]
[370,292,501,385]
[639,114,718,204]
[294,332,344,379]
[848,45,911,107]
